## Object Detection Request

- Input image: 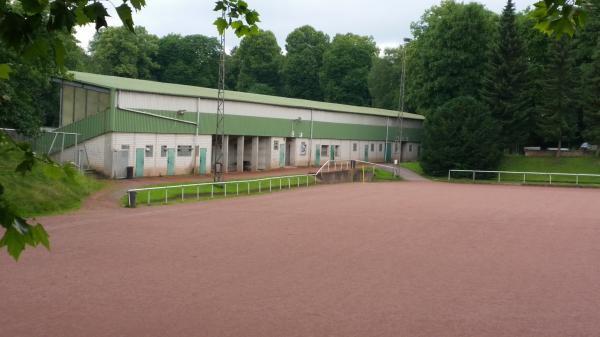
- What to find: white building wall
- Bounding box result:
[110,133,212,176]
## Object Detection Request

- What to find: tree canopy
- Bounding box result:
[320,33,378,106]
[234,30,282,94]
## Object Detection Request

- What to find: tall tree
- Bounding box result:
[320,33,378,106]
[581,41,600,155]
[481,0,530,153]
[421,96,502,176]
[155,34,220,88]
[235,30,282,94]
[89,26,159,80]
[368,47,403,110]
[538,38,578,156]
[281,25,329,100]
[407,1,496,114]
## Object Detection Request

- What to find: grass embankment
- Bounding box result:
[402,157,600,185]
[0,145,104,216]
[125,167,401,207]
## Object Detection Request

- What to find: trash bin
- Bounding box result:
[126,166,134,179]
[393,159,399,165]
[128,191,137,208]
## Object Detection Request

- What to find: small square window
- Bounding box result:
[352,143,357,152]
[370,144,374,152]
[177,145,192,157]
[378,144,383,152]
[321,145,328,156]
[145,145,153,157]
[161,145,168,157]
[273,140,279,151]
[121,145,130,150]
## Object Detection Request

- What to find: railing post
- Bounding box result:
[448,170,451,182]
[165,189,168,204]
[128,190,137,208]
[259,181,262,193]
[549,174,552,185]
[148,191,150,205]
[576,175,579,185]
[288,178,291,189]
[269,179,272,192]
[224,183,227,197]
[498,172,501,183]
[211,185,214,198]
[297,177,300,187]
[181,187,184,201]
[248,182,250,194]
[196,186,199,199]
[472,171,475,182]
[237,183,239,196]
[523,173,526,183]
[280,178,282,190]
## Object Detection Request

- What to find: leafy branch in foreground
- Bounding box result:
[213,0,260,37]
[0,0,147,79]
[529,0,592,37]
[0,131,57,260]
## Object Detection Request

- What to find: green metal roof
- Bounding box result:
[69,72,424,120]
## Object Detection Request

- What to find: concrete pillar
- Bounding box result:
[251,136,259,171]
[237,136,244,172]
[223,135,229,173]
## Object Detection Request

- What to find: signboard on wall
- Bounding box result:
[300,142,307,156]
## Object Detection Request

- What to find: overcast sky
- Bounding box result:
[75,0,531,53]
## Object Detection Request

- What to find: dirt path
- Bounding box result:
[2,182,600,337]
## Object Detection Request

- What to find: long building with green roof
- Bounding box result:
[42,71,423,178]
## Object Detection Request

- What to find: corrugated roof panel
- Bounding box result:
[69,72,424,120]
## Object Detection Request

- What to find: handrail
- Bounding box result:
[448,169,600,185]
[128,173,316,193]
[355,160,399,176]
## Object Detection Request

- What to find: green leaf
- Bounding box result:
[116,4,135,32]
[0,63,11,80]
[214,17,228,35]
[129,0,146,11]
[20,0,48,14]
[31,224,50,250]
[0,225,26,260]
[214,1,226,11]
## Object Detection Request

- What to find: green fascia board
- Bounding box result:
[68,71,425,121]
[135,109,421,142]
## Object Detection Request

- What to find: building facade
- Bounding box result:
[39,72,424,178]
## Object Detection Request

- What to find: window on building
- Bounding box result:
[409,144,413,152]
[177,145,192,157]
[121,145,130,150]
[161,145,168,157]
[145,145,154,157]
[321,145,328,156]
[370,144,375,152]
[300,142,307,156]
[379,144,383,152]
[98,92,110,113]
[334,145,340,157]
[73,87,86,122]
[394,143,399,152]
[86,90,99,117]
[273,140,279,150]
[62,86,74,126]
[353,143,357,152]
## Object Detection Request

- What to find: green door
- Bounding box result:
[364,145,369,162]
[330,145,335,160]
[314,144,320,165]
[385,143,392,163]
[279,145,285,168]
[167,148,175,176]
[135,148,144,177]
[199,148,207,175]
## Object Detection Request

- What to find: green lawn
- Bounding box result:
[400,162,425,176]
[0,145,104,216]
[125,167,402,207]
[125,174,318,207]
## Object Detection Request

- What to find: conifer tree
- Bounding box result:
[481,0,530,153]
[538,38,577,157]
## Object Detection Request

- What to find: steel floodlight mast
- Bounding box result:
[214,10,226,182]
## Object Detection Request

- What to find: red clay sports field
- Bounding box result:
[1,181,600,337]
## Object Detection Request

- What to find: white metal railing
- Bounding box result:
[315,159,352,176]
[448,169,600,185]
[127,173,318,207]
[355,160,400,177]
